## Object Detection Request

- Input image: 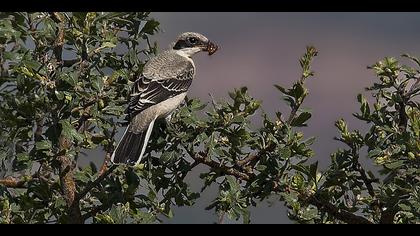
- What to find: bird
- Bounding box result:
[111,32,218,165]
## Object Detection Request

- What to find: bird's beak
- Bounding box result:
[203,41,218,55]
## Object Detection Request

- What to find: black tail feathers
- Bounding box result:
[111,129,146,165]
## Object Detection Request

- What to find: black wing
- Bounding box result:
[126,67,194,120]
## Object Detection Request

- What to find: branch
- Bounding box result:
[306,194,373,224]
[57,147,82,224]
[50,12,65,62]
[287,103,301,126]
[380,208,398,224]
[76,165,117,202]
[34,117,44,142]
[99,125,117,175]
[0,175,34,188]
[62,59,80,68]
[82,203,112,221]
[76,125,117,201]
[351,147,377,198]
[74,97,104,131]
[236,154,258,167]
[190,151,253,181]
[355,162,377,197]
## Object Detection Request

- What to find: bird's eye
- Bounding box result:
[188,37,198,44]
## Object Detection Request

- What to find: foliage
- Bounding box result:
[0,12,419,224]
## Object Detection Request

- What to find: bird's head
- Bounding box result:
[173,32,218,57]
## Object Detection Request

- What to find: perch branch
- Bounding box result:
[306,194,373,224]
[0,175,34,188]
[190,151,253,181]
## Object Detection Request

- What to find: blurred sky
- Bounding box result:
[83,12,420,224]
[141,12,420,224]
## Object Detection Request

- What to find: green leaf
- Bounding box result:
[59,120,84,143]
[293,164,309,176]
[231,115,245,124]
[384,160,405,170]
[94,214,115,224]
[240,208,250,224]
[13,153,31,171]
[141,20,160,35]
[256,164,267,172]
[35,140,52,150]
[189,99,206,110]
[398,203,412,212]
[92,77,104,91]
[102,41,116,48]
[368,148,382,158]
[357,94,370,117]
[291,112,312,127]
[160,151,176,164]
[309,161,318,180]
[274,84,289,95]
[278,147,292,160]
[226,176,240,193]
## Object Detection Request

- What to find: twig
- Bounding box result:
[350,147,377,198]
[191,151,252,181]
[306,194,373,224]
[0,175,34,188]
[49,12,83,224]
[355,162,376,197]
[99,125,117,176]
[218,211,225,224]
[76,165,117,202]
[82,203,112,221]
[50,12,65,62]
[236,155,258,167]
[380,208,398,224]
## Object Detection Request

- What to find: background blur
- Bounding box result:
[85,12,420,223]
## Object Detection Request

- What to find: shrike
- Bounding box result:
[111,32,218,165]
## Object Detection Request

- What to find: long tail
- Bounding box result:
[111,119,156,165]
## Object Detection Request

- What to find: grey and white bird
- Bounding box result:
[111,32,218,165]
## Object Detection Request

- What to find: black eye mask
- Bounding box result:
[173,39,192,50]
